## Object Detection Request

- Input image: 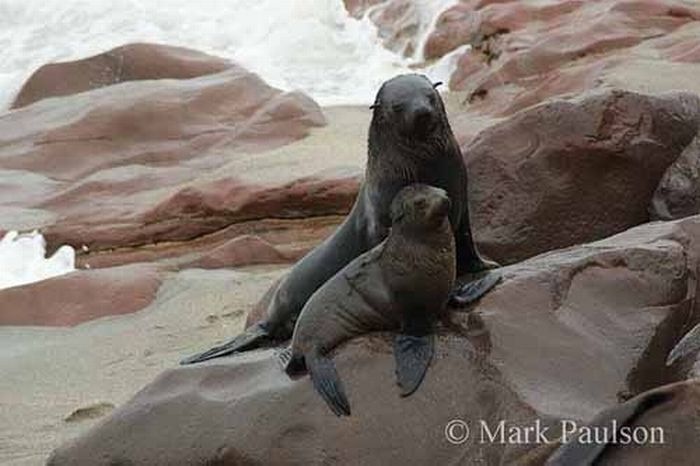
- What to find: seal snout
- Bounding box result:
[391,184,451,227]
[408,102,436,135]
[429,193,451,219]
[405,100,437,137]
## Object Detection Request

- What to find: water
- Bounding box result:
[0,0,460,108]
[0,231,75,290]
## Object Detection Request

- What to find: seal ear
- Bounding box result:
[432,81,443,89]
[369,103,380,110]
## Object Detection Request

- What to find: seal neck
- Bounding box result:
[365,113,460,185]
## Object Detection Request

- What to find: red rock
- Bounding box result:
[71,217,339,271]
[184,235,291,269]
[439,0,700,116]
[343,0,386,18]
[12,43,234,109]
[368,0,421,56]
[47,214,700,464]
[0,264,164,326]
[0,46,330,258]
[39,172,359,255]
[345,0,446,57]
[466,89,700,264]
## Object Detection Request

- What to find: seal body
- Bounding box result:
[280,184,455,416]
[181,74,495,365]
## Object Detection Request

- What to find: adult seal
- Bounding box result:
[182,74,498,365]
[281,184,456,416]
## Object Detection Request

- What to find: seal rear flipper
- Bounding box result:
[307,352,351,417]
[179,323,269,365]
[545,390,671,466]
[393,333,434,397]
[667,323,700,366]
[449,270,502,309]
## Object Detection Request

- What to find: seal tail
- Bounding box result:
[394,333,434,397]
[667,323,700,366]
[307,350,351,417]
[449,270,502,309]
[180,323,269,365]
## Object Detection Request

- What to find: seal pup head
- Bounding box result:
[370,74,447,140]
[390,184,451,230]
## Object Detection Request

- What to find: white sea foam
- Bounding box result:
[0,231,75,290]
[0,0,462,108]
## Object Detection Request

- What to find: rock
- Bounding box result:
[12,43,233,109]
[367,0,421,57]
[48,214,700,465]
[343,0,386,18]
[0,50,333,258]
[466,89,700,264]
[344,0,444,57]
[184,235,291,269]
[650,135,700,221]
[427,0,700,116]
[0,264,164,326]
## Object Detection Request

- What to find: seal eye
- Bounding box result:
[392,103,405,113]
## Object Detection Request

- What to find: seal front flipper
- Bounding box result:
[306,351,351,417]
[449,270,502,309]
[180,323,269,365]
[667,323,700,366]
[394,330,435,397]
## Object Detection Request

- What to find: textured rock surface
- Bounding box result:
[183,235,293,269]
[0,264,165,326]
[428,0,700,118]
[48,215,700,465]
[12,43,234,109]
[343,0,443,57]
[0,47,359,272]
[466,89,700,264]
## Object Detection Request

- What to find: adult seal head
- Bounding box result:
[181,74,499,365]
[281,184,456,416]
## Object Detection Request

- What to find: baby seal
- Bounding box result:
[279,184,456,416]
[181,74,499,365]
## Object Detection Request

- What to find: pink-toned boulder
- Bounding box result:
[0,45,331,263]
[343,0,386,18]
[420,0,700,117]
[12,43,233,109]
[466,89,700,264]
[184,235,291,269]
[48,213,700,465]
[344,0,441,57]
[0,264,164,326]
